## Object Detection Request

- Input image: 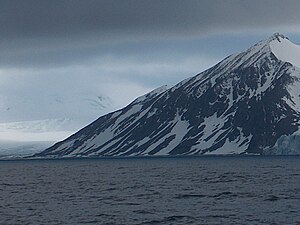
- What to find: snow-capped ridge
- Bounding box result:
[270,35,300,69]
[269,33,288,42]
[132,85,168,104]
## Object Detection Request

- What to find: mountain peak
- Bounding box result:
[35,34,300,158]
[269,32,288,42]
[269,34,300,68]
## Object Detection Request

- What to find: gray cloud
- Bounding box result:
[0,0,298,70]
[0,0,300,40]
[0,0,299,69]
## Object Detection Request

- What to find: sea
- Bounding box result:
[0,156,300,225]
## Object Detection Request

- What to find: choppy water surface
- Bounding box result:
[0,156,300,224]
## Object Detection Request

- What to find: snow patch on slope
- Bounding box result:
[284,71,300,113]
[270,37,300,69]
[157,114,190,155]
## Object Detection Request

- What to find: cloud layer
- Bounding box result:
[0,0,299,70]
[1,0,300,40]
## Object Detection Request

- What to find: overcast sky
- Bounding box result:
[2,0,300,127]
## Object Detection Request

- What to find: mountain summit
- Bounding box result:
[36,34,300,157]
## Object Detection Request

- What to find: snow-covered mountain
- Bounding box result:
[36,33,300,157]
[0,92,114,127]
[0,93,115,156]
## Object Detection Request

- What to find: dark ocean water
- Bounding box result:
[0,156,300,225]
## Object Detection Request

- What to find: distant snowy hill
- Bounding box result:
[0,93,114,126]
[37,33,300,157]
[0,93,116,156]
[0,140,53,158]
